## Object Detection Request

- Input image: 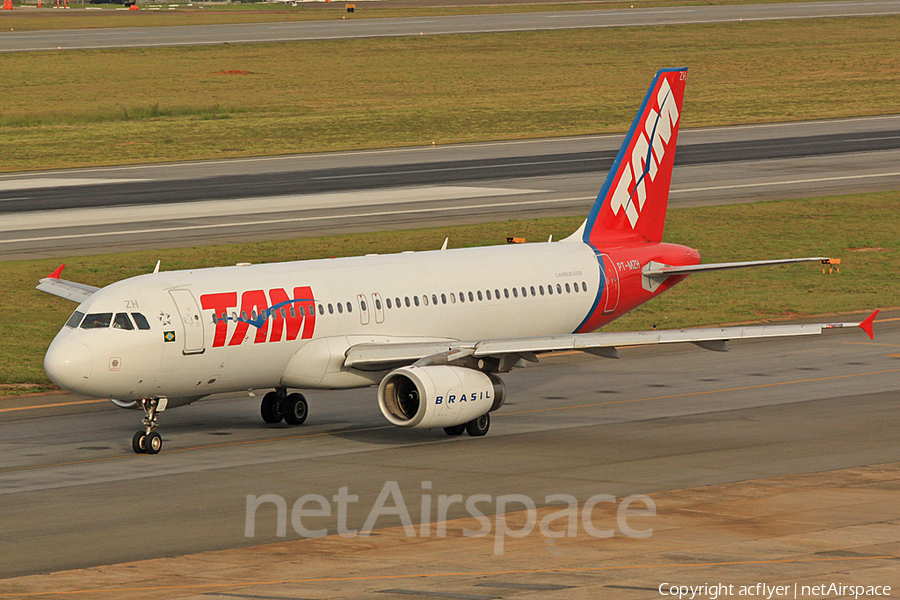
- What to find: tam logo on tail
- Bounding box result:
[609,77,681,228]
[583,68,687,246]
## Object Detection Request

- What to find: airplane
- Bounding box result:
[38,67,878,455]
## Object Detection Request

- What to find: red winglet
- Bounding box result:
[48,264,66,279]
[858,309,879,340]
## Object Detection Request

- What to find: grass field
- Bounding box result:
[2,17,899,171]
[0,0,837,32]
[2,191,897,391]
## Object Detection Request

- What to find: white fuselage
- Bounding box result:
[45,241,603,404]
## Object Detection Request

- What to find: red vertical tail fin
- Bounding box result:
[575,68,687,247]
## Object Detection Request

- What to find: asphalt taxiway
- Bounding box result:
[2,115,900,260]
[1,310,897,585]
[2,1,899,53]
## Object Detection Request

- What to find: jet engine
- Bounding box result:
[378,365,505,428]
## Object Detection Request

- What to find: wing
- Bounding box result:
[35,264,99,304]
[344,311,878,371]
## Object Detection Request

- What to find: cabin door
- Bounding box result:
[169,289,206,354]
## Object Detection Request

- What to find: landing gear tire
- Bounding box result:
[132,431,146,454]
[443,424,466,436]
[283,393,308,426]
[260,391,285,424]
[144,431,163,455]
[133,398,164,454]
[465,413,490,437]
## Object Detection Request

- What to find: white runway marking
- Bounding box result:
[0,195,583,244]
[0,186,545,234]
[671,171,900,194]
[0,178,148,192]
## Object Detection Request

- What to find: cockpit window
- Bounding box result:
[113,313,134,330]
[65,311,85,328]
[131,313,151,330]
[81,313,112,329]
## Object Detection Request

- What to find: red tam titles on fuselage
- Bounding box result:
[201,287,317,347]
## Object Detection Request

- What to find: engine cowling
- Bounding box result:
[378,366,506,428]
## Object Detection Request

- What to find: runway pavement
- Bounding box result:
[2,115,900,260]
[3,1,900,53]
[0,310,897,580]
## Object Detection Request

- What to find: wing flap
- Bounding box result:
[343,314,876,370]
[472,324,825,357]
[344,340,474,370]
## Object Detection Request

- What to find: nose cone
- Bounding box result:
[45,336,93,393]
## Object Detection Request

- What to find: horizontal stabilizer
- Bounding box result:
[643,257,829,278]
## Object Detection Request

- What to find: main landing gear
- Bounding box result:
[132,398,165,455]
[260,388,308,426]
[443,413,490,437]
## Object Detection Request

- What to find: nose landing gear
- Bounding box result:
[132,397,166,455]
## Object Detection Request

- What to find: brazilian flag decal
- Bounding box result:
[164,331,176,343]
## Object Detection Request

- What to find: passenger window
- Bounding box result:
[459,292,465,304]
[485,290,491,300]
[582,281,588,292]
[375,298,382,310]
[450,293,456,304]
[405,297,411,308]
[65,310,85,328]
[566,283,571,293]
[386,298,393,309]
[328,304,334,314]
[513,288,518,298]
[548,285,554,295]
[113,313,134,330]
[504,289,509,299]
[414,296,420,307]
[132,312,151,330]
[432,294,438,305]
[539,286,545,296]
[557,284,562,294]
[318,304,325,315]
[81,313,112,329]
[530,286,536,296]
[297,305,303,317]
[441,293,447,305]
[347,302,353,313]
[495,289,500,299]
[423,295,428,306]
[337,303,343,314]
[469,291,475,302]
[251,309,258,320]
